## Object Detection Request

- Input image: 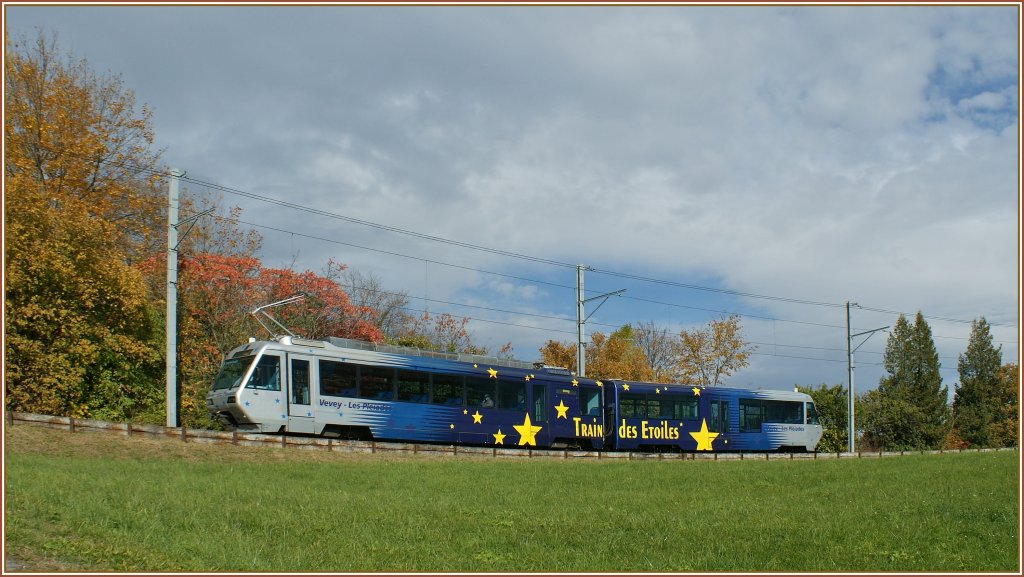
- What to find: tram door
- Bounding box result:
[710,400,729,434]
[287,355,316,434]
[547,385,579,444]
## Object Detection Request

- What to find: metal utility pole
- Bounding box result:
[575,264,625,377]
[846,300,888,453]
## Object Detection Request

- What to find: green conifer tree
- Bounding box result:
[864,312,949,450]
[952,318,1003,447]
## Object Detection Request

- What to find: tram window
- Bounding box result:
[619,394,643,418]
[532,385,547,422]
[580,388,601,417]
[806,402,819,425]
[497,380,526,410]
[291,359,310,405]
[319,360,357,397]
[432,374,464,406]
[620,393,696,420]
[397,371,430,403]
[245,355,281,391]
[739,398,763,432]
[764,400,803,424]
[740,398,803,430]
[466,377,496,407]
[213,355,254,390]
[672,395,699,420]
[360,366,394,400]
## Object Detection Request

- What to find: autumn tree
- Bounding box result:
[5,31,164,421]
[339,268,415,340]
[952,317,1005,447]
[989,363,1019,447]
[140,248,386,427]
[634,320,677,382]
[585,326,655,381]
[675,316,754,386]
[393,312,488,355]
[538,339,577,372]
[538,325,654,381]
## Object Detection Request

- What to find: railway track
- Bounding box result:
[7,411,1015,461]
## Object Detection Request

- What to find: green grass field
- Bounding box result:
[3,424,1019,572]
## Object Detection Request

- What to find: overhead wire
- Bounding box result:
[34,151,1020,350]
[46,151,1019,329]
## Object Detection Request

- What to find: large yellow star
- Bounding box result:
[692,387,701,396]
[554,400,569,419]
[493,429,506,445]
[571,378,579,387]
[689,418,719,451]
[621,383,629,391]
[487,368,498,379]
[472,410,483,424]
[513,413,542,446]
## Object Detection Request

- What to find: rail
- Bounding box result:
[5,411,1016,461]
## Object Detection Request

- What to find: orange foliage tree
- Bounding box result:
[140,250,385,428]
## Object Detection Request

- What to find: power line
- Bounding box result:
[856,305,1018,328]
[181,175,577,269]
[40,151,1021,331]
[589,268,846,309]
[213,214,1019,359]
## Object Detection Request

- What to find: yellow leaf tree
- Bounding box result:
[675,315,755,386]
[5,31,164,420]
[538,325,654,382]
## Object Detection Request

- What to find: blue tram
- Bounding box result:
[205,336,822,452]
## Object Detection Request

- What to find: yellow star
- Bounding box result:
[463,409,468,415]
[493,429,506,445]
[472,410,483,424]
[571,379,579,387]
[487,368,498,379]
[473,364,478,368]
[596,380,603,387]
[621,383,629,391]
[692,387,701,396]
[689,418,719,451]
[525,375,531,381]
[513,413,542,446]
[554,400,569,419]
[655,388,661,394]
[449,423,455,429]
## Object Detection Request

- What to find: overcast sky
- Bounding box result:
[6,4,1019,395]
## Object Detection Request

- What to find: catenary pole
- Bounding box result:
[846,301,854,453]
[846,300,888,454]
[577,264,586,377]
[166,169,182,427]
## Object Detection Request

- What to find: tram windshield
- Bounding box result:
[212,356,255,391]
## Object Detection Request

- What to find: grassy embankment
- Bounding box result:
[3,424,1018,572]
